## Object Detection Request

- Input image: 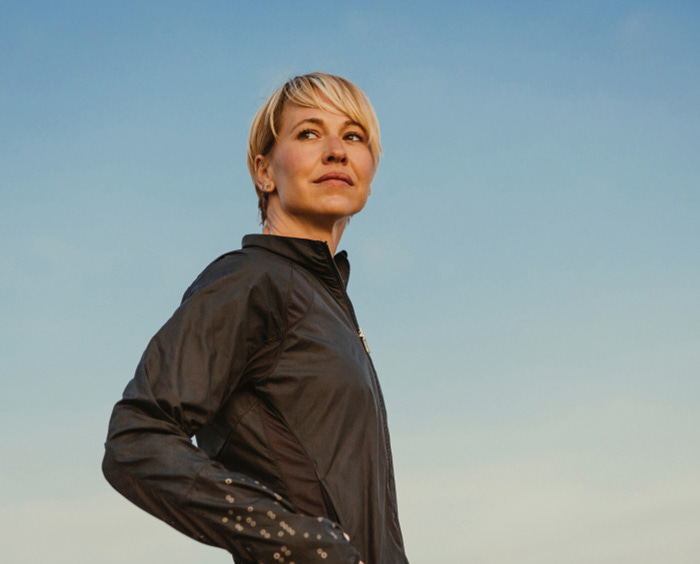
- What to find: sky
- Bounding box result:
[1,1,699,562]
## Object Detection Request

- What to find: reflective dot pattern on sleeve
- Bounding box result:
[220,479,353,563]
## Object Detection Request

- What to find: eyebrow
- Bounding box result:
[290,117,366,132]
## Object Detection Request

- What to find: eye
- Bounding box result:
[344,131,365,142]
[297,129,319,140]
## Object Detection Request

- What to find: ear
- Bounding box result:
[254,154,275,192]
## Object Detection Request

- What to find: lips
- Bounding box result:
[313,172,354,186]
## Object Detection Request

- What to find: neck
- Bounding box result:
[262,214,349,255]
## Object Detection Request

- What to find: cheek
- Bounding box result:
[271,151,294,183]
[358,154,376,185]
[272,147,311,185]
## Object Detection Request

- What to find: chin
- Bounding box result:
[325,207,366,223]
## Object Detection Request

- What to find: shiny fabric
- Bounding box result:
[102,234,409,564]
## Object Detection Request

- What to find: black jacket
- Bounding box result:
[102,234,409,564]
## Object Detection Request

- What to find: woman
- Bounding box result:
[103,73,409,564]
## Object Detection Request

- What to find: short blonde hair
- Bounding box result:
[247,72,382,224]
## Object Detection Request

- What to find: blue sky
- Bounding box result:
[1,1,699,562]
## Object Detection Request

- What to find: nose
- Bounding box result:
[322,135,347,164]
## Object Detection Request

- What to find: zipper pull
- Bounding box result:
[358,328,371,355]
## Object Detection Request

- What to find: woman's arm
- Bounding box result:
[102,257,362,563]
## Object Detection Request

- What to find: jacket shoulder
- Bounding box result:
[181,247,291,304]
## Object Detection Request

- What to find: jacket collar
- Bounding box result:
[242,234,350,289]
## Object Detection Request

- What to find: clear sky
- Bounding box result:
[1,1,699,562]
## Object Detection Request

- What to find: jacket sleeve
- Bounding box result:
[102,259,362,564]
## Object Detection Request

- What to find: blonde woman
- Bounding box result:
[103,73,409,564]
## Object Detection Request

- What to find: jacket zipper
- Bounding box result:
[324,251,392,471]
[358,328,371,355]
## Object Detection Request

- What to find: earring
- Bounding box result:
[262,184,272,192]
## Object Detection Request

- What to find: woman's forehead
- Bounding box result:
[279,103,363,131]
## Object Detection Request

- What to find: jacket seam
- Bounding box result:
[258,401,328,518]
[286,264,317,332]
[181,459,217,503]
[256,263,325,516]
[218,395,261,454]
[245,263,315,388]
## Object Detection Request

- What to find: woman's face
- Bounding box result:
[256,103,376,234]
